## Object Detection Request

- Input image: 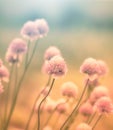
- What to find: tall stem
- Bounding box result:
[87,112,96,124]
[60,79,89,130]
[37,78,55,130]
[25,75,51,130]
[25,40,30,68]
[92,114,102,130]
[4,40,39,130]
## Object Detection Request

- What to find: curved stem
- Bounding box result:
[37,78,55,130]
[25,75,52,130]
[60,79,89,130]
[92,114,102,130]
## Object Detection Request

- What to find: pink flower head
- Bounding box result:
[56,98,69,114]
[61,82,78,98]
[79,102,94,116]
[8,38,27,54]
[44,55,68,78]
[94,97,113,114]
[76,123,92,130]
[44,46,61,61]
[0,65,9,82]
[80,58,99,80]
[56,102,69,114]
[89,86,109,105]
[0,83,4,94]
[6,51,22,65]
[35,19,49,38]
[44,98,56,113]
[97,60,108,76]
[43,126,52,130]
[21,21,39,40]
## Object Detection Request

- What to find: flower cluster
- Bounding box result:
[0,19,113,130]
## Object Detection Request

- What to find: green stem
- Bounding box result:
[25,75,52,130]
[92,114,102,130]
[37,78,55,130]
[60,79,89,130]
[25,40,30,69]
[4,40,39,130]
[3,65,14,127]
[87,112,96,124]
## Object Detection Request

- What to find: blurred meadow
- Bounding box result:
[1,0,113,130]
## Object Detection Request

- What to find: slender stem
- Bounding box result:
[92,114,102,130]
[4,40,39,130]
[53,114,61,130]
[25,40,30,69]
[87,112,96,124]
[37,78,55,130]
[25,75,52,130]
[3,65,14,126]
[60,79,89,130]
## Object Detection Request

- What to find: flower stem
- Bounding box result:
[60,79,89,130]
[92,114,102,130]
[4,40,39,130]
[37,78,55,130]
[87,112,96,124]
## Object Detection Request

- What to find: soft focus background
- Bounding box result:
[1,0,113,130]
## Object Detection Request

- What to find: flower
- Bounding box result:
[76,123,92,130]
[61,82,78,98]
[94,97,113,114]
[79,102,94,116]
[6,51,22,65]
[44,98,56,113]
[0,65,9,82]
[43,55,67,77]
[89,86,109,105]
[97,60,108,76]
[8,38,27,54]
[43,126,52,130]
[35,19,49,38]
[21,21,39,40]
[44,46,61,60]
[80,58,108,80]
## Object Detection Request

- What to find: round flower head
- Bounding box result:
[44,46,61,61]
[79,102,94,116]
[80,58,99,80]
[0,65,9,82]
[97,60,108,76]
[89,86,109,105]
[44,98,56,113]
[61,82,78,98]
[35,19,49,38]
[5,51,22,66]
[94,97,113,114]
[44,55,67,78]
[43,126,52,130]
[21,21,39,40]
[76,123,92,130]
[56,102,69,114]
[8,38,27,54]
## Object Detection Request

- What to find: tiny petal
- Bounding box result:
[61,82,78,98]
